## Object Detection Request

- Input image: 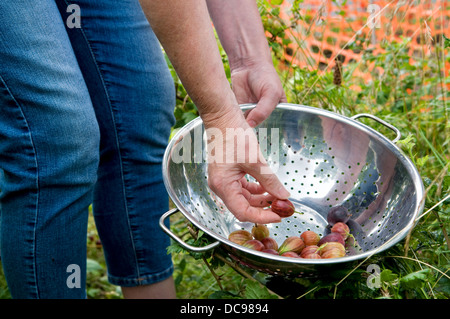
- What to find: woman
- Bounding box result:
[0,0,289,298]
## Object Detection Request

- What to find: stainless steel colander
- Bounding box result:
[159,103,425,277]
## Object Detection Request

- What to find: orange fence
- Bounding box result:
[273,0,449,83]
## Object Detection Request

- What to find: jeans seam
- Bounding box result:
[62,1,141,279]
[107,264,174,287]
[0,74,40,298]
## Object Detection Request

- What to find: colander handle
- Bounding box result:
[159,208,221,253]
[351,113,402,143]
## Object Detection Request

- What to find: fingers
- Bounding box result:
[236,205,282,224]
[245,93,279,128]
[240,176,277,207]
[245,163,290,200]
[245,84,286,127]
[205,122,290,223]
[222,181,282,224]
[240,176,265,194]
[241,188,274,207]
[208,168,282,223]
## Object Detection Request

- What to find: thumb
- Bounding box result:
[246,162,290,200]
[245,93,279,128]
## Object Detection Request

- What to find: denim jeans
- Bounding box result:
[0,0,176,298]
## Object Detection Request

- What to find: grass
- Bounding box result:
[0,0,448,299]
[168,0,450,299]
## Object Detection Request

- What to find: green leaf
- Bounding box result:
[415,155,429,168]
[435,271,450,297]
[181,111,198,123]
[178,258,187,272]
[243,279,279,299]
[271,7,280,16]
[174,274,183,286]
[86,258,103,275]
[380,269,398,283]
[396,133,416,152]
[271,0,284,5]
[443,34,450,49]
[400,269,431,289]
[442,176,450,192]
[166,240,186,255]
[376,90,388,105]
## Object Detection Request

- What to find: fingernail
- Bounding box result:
[248,120,257,128]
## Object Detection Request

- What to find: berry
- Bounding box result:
[318,232,345,246]
[321,247,346,259]
[319,242,346,256]
[344,233,362,256]
[251,224,270,241]
[261,237,278,251]
[271,199,295,218]
[262,249,279,255]
[281,251,300,258]
[327,206,351,226]
[278,236,305,255]
[228,230,253,245]
[242,239,265,251]
[331,222,350,240]
[346,219,364,237]
[300,245,320,258]
[302,253,321,259]
[300,230,320,246]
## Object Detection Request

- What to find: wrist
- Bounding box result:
[198,89,244,130]
[228,50,273,73]
[201,103,246,133]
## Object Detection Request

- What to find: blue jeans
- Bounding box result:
[0,0,176,298]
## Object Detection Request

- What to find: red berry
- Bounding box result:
[278,236,305,255]
[281,251,300,258]
[242,239,265,251]
[331,222,350,240]
[318,232,345,246]
[261,237,278,251]
[262,249,279,255]
[321,247,346,259]
[300,230,320,246]
[302,253,321,259]
[319,242,346,257]
[228,230,253,245]
[271,199,295,217]
[300,245,320,258]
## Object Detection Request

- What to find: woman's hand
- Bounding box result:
[231,61,287,127]
[204,107,290,224]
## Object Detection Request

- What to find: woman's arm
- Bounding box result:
[140,0,234,122]
[206,0,287,127]
[206,0,272,70]
[139,0,289,223]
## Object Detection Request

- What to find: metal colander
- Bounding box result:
[160,103,424,277]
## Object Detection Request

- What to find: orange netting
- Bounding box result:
[272,0,449,85]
